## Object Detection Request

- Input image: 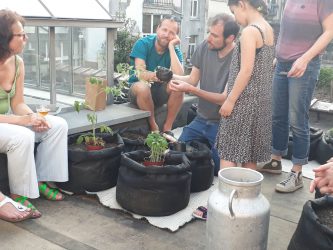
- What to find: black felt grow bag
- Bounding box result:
[119,127,149,153]
[283,127,323,161]
[57,133,124,194]
[169,141,214,192]
[316,132,333,165]
[0,153,9,195]
[116,151,191,216]
[288,196,333,250]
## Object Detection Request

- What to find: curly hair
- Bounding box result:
[228,0,268,16]
[0,9,25,61]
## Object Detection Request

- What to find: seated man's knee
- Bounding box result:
[132,81,151,97]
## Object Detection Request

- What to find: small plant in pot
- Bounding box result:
[74,101,113,151]
[143,132,169,166]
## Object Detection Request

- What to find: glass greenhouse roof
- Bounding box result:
[0,0,122,27]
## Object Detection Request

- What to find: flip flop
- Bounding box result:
[14,196,42,219]
[39,183,65,201]
[162,131,177,143]
[0,196,33,222]
[192,206,207,221]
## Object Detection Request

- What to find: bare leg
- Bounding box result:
[163,86,184,132]
[220,159,237,169]
[291,164,302,172]
[132,82,159,131]
[272,154,282,161]
[243,162,257,170]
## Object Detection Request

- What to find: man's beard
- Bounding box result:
[156,37,169,49]
[210,43,226,51]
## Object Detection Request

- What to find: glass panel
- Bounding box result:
[153,15,161,33]
[24,26,39,88]
[42,0,111,19]
[0,0,51,17]
[55,27,71,94]
[72,27,106,95]
[142,14,151,34]
[39,27,50,90]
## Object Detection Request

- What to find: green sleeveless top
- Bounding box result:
[0,55,19,114]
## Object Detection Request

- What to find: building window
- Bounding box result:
[190,0,199,18]
[187,35,197,62]
[142,14,163,35]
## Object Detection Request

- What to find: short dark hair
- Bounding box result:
[228,0,268,15]
[0,9,25,60]
[158,15,181,34]
[208,14,240,39]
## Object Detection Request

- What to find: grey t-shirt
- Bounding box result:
[191,41,233,122]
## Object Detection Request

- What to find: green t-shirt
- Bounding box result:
[128,35,183,84]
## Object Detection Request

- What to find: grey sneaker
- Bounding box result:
[275,171,303,193]
[259,159,282,174]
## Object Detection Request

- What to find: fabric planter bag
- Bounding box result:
[119,127,149,153]
[283,127,323,161]
[187,103,198,125]
[0,154,9,195]
[288,196,333,250]
[169,140,214,192]
[116,151,191,216]
[316,132,333,165]
[57,133,124,194]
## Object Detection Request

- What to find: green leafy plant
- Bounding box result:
[318,67,333,88]
[144,132,169,163]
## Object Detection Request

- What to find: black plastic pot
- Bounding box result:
[283,127,323,161]
[156,66,173,82]
[288,196,333,250]
[169,141,214,192]
[116,151,191,216]
[57,133,124,194]
[316,133,333,165]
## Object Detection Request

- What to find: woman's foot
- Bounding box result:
[38,182,65,201]
[10,194,42,219]
[0,194,33,222]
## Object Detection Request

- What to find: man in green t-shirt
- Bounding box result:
[128,15,184,134]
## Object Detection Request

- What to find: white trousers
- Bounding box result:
[0,115,68,198]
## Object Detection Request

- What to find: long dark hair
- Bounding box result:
[0,9,25,61]
[228,0,268,15]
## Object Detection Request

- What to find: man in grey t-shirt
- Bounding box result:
[170,14,239,174]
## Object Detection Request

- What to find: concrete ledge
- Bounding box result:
[58,103,150,135]
[58,95,198,135]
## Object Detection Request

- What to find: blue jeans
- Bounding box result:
[179,116,220,175]
[272,57,321,166]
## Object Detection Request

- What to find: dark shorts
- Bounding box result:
[128,82,169,107]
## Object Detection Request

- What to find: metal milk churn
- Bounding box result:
[206,167,270,250]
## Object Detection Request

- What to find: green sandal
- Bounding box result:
[39,183,64,201]
[14,196,42,219]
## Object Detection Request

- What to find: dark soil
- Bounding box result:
[315,206,333,230]
[121,131,146,141]
[68,142,118,151]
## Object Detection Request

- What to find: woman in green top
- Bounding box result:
[0,9,68,221]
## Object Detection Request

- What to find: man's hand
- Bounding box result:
[310,161,333,194]
[219,98,235,117]
[169,80,192,92]
[287,56,310,78]
[168,35,180,48]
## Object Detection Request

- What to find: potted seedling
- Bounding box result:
[74,100,113,151]
[143,131,169,166]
